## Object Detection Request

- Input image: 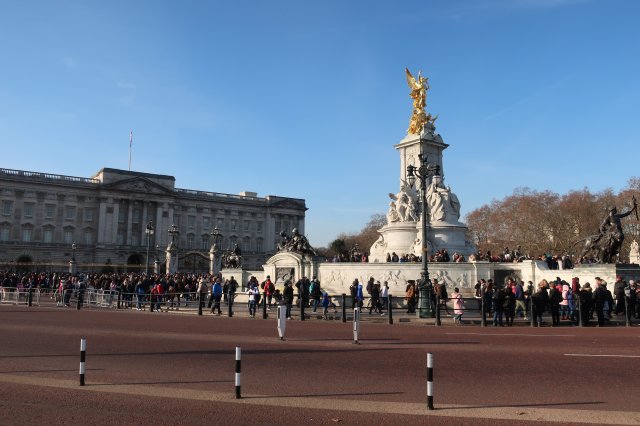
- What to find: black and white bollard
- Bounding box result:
[427,352,434,410]
[262,291,268,319]
[79,337,87,386]
[235,347,241,399]
[277,305,287,340]
[353,307,360,344]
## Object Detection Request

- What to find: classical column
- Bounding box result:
[97,198,107,244]
[111,201,120,244]
[126,200,133,245]
[155,203,163,247]
[141,202,148,246]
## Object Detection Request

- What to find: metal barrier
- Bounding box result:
[0,287,40,306]
[4,283,635,328]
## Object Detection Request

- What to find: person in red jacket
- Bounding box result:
[154,282,164,312]
[262,275,275,309]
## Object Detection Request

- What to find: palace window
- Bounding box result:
[43,228,53,243]
[0,225,9,242]
[2,201,13,216]
[45,204,55,219]
[84,208,94,222]
[132,209,141,224]
[23,203,34,218]
[65,206,76,221]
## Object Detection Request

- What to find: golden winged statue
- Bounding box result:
[405,68,436,135]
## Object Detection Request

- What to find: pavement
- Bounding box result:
[1,303,639,425]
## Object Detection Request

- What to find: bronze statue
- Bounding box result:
[405,68,437,135]
[222,243,242,268]
[277,228,317,257]
[575,198,638,263]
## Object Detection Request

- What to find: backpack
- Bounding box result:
[366,281,373,294]
[268,282,275,293]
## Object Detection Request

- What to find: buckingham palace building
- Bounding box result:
[0,167,307,272]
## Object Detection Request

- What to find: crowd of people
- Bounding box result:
[466,275,638,326]
[2,270,639,328]
[347,277,391,316]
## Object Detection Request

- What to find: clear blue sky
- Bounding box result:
[1,0,638,247]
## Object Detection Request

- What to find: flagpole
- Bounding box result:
[129,130,132,171]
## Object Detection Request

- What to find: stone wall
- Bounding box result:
[260,252,640,296]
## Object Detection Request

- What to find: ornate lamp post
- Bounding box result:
[154,244,160,274]
[144,220,155,275]
[166,224,180,274]
[210,227,223,275]
[69,242,77,274]
[168,224,179,244]
[406,154,440,318]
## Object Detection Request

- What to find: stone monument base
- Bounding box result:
[426,221,474,258]
[369,222,421,263]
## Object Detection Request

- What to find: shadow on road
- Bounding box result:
[444,401,605,410]
[244,391,404,399]
[89,379,233,387]
[371,341,480,345]
[0,368,104,373]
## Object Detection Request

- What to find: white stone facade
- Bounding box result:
[264,252,640,297]
[0,167,307,271]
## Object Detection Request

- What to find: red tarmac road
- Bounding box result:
[1,305,639,425]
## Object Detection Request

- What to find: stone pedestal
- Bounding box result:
[370,222,422,262]
[209,245,222,276]
[154,259,160,274]
[165,243,178,274]
[263,252,317,290]
[370,121,474,262]
[69,260,77,274]
[425,222,473,257]
[396,123,448,185]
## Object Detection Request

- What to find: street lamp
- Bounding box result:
[69,242,78,274]
[167,224,180,274]
[406,153,440,318]
[154,244,160,274]
[168,224,179,244]
[210,227,223,248]
[210,227,223,276]
[145,220,155,275]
